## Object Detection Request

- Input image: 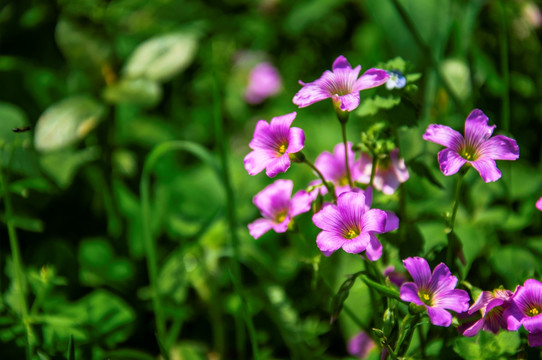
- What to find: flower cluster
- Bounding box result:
[243,53,539,355]
[245,56,398,261]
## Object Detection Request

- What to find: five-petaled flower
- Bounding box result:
[504,279,542,347]
[400,257,470,327]
[423,109,519,182]
[385,70,406,90]
[248,179,312,239]
[244,112,304,177]
[312,191,394,260]
[459,288,513,337]
[358,148,410,195]
[293,55,389,112]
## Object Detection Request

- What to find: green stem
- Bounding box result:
[1,150,33,359]
[212,68,259,360]
[339,120,354,188]
[359,274,401,301]
[395,313,420,357]
[389,0,468,116]
[303,157,337,202]
[499,0,510,132]
[140,162,166,343]
[369,154,378,188]
[449,168,468,233]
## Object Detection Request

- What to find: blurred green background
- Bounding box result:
[1,0,542,359]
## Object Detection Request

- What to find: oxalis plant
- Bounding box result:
[243,54,542,359]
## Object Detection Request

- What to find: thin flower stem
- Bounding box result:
[369,154,378,187]
[303,158,337,202]
[1,149,34,359]
[359,274,401,301]
[395,313,419,357]
[499,0,510,133]
[449,168,468,233]
[340,120,354,188]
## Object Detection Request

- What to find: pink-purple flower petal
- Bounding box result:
[248,219,274,239]
[471,158,502,183]
[464,109,495,146]
[433,289,470,313]
[423,124,464,150]
[265,155,291,178]
[353,68,391,91]
[399,282,424,305]
[438,148,467,176]
[528,332,542,347]
[537,197,542,211]
[287,127,305,154]
[428,263,457,295]
[365,234,383,261]
[342,233,370,254]
[427,306,453,327]
[289,191,312,217]
[403,257,432,288]
[244,150,277,176]
[360,209,387,233]
[477,135,519,161]
[316,231,346,253]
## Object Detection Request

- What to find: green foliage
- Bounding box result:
[1,0,542,358]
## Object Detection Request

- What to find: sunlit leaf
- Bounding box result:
[123,32,198,83]
[34,96,106,152]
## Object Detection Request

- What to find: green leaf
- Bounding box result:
[356,95,401,117]
[55,17,112,71]
[454,336,482,359]
[103,78,162,108]
[329,272,362,323]
[123,32,198,83]
[39,147,100,188]
[408,159,443,189]
[490,246,539,288]
[0,102,29,147]
[34,96,106,152]
[78,237,135,287]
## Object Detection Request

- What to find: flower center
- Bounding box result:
[337,176,349,187]
[419,291,432,305]
[528,307,540,317]
[275,211,287,223]
[344,228,359,239]
[460,145,477,161]
[278,143,287,154]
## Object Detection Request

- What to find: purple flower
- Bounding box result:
[347,332,376,359]
[312,191,392,260]
[459,289,513,337]
[423,109,519,182]
[244,112,304,177]
[293,55,389,112]
[358,148,410,195]
[245,62,282,104]
[311,142,362,197]
[248,179,312,239]
[504,279,542,347]
[537,197,542,211]
[400,257,470,327]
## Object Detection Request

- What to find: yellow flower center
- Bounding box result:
[529,307,540,316]
[345,229,359,239]
[278,144,287,154]
[276,212,287,223]
[419,291,432,305]
[463,152,472,160]
[338,176,349,187]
